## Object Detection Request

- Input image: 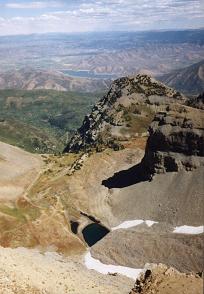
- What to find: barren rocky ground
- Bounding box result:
[0,141,43,202]
[0,247,132,294]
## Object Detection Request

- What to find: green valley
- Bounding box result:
[0,89,100,153]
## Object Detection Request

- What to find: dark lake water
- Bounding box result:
[70,221,79,234]
[82,223,110,246]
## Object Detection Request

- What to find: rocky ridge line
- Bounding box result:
[64,74,185,153]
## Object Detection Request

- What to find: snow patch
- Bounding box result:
[84,252,143,280]
[173,225,203,234]
[112,219,158,230]
[145,220,158,227]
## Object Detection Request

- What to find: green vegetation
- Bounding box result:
[120,103,155,134]
[0,89,101,153]
[0,204,40,222]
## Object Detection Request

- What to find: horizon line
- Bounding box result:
[0,27,204,38]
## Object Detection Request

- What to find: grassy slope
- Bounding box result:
[0,89,100,153]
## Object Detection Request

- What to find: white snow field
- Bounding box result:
[84,252,144,280]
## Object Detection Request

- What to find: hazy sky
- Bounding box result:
[0,0,203,35]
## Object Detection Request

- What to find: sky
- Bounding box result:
[0,0,203,35]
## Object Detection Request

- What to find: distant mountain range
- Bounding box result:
[0,69,110,93]
[158,60,204,95]
[1,60,204,96]
[0,29,204,76]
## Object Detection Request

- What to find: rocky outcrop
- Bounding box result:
[64,75,185,153]
[187,92,204,110]
[142,106,204,174]
[130,265,203,294]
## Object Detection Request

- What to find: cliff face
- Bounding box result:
[142,106,204,174]
[64,74,185,153]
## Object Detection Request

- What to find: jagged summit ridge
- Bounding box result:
[64,74,185,153]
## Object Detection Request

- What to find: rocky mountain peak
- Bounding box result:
[64,74,185,153]
[102,74,184,105]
